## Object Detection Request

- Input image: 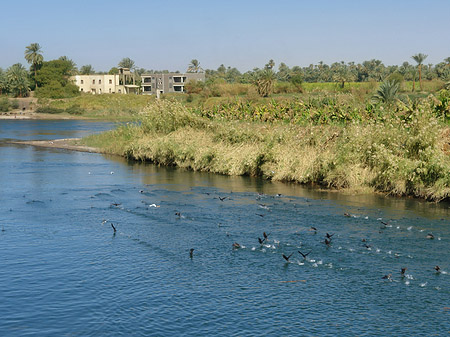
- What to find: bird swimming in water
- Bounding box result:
[324,238,332,246]
[401,268,407,277]
[263,232,270,240]
[111,202,121,206]
[361,238,366,242]
[111,223,117,233]
[298,250,311,259]
[325,233,334,239]
[426,233,434,240]
[189,248,194,258]
[232,242,241,249]
[310,226,317,233]
[282,253,294,262]
[175,212,181,217]
[382,274,392,280]
[435,265,441,273]
[219,196,228,201]
[344,213,351,217]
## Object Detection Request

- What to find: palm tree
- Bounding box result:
[59,56,78,75]
[372,80,399,105]
[187,59,203,73]
[80,64,94,75]
[265,59,275,70]
[0,68,8,95]
[7,63,30,97]
[24,43,43,89]
[118,57,135,70]
[254,68,276,97]
[411,53,428,91]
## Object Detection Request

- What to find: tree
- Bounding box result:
[108,67,119,75]
[118,57,135,70]
[80,64,94,75]
[24,43,43,89]
[265,59,275,70]
[187,59,203,73]
[35,59,80,98]
[372,80,399,105]
[0,68,8,95]
[411,53,428,91]
[254,68,276,97]
[58,56,77,75]
[7,63,30,97]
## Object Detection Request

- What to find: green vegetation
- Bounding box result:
[82,90,450,201]
[24,43,43,89]
[0,98,19,112]
[35,59,80,98]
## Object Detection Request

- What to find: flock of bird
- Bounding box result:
[105,188,445,284]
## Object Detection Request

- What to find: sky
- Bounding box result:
[1,0,450,73]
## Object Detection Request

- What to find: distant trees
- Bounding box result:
[80,64,95,75]
[118,57,135,69]
[187,59,203,73]
[24,43,43,89]
[411,53,428,91]
[0,68,7,95]
[6,63,30,97]
[35,59,79,98]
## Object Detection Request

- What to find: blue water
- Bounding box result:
[0,120,449,336]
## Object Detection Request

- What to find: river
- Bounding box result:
[0,120,449,336]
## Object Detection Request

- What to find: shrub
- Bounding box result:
[35,106,64,114]
[0,98,10,112]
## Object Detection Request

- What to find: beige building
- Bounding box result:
[71,68,139,94]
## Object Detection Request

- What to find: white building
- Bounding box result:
[71,68,139,94]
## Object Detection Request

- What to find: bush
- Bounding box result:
[35,80,80,99]
[35,106,64,114]
[0,98,10,112]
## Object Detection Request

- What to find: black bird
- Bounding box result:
[189,248,194,258]
[111,223,117,233]
[310,226,317,232]
[435,265,441,273]
[232,242,241,249]
[282,253,294,262]
[111,203,121,206]
[382,274,392,280]
[175,212,181,217]
[380,221,390,228]
[326,233,334,239]
[426,233,434,240]
[364,244,372,249]
[401,267,407,276]
[256,214,265,217]
[258,237,265,245]
[139,190,144,193]
[324,238,332,246]
[263,232,270,240]
[361,238,367,242]
[219,196,228,201]
[298,250,311,259]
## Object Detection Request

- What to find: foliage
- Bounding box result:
[118,57,135,69]
[412,53,428,91]
[254,69,276,97]
[80,64,94,75]
[24,43,43,89]
[187,59,203,73]
[34,59,80,98]
[6,63,30,97]
[371,80,399,104]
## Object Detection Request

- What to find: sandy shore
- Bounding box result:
[8,138,103,153]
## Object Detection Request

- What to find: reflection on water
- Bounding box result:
[0,120,449,336]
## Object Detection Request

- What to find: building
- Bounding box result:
[141,72,205,95]
[71,68,139,94]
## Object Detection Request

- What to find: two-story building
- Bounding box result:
[140,72,205,95]
[71,68,139,94]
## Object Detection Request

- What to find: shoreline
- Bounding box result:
[7,138,102,153]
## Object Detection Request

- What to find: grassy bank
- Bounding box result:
[82,94,450,202]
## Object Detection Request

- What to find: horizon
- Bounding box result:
[2,0,450,73]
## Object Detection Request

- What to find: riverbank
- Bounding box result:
[81,99,450,202]
[8,138,101,153]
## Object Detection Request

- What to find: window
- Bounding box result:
[109,88,111,93]
[143,77,152,83]
[81,88,83,92]
[143,86,152,92]
[173,85,183,92]
[99,79,102,84]
[92,79,95,84]
[173,77,182,83]
[109,79,112,84]
[81,80,84,84]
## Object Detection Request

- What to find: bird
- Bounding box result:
[435,265,441,273]
[325,233,334,239]
[426,233,434,240]
[111,202,121,206]
[344,213,351,217]
[232,242,241,249]
[263,232,270,240]
[219,196,228,201]
[298,250,311,259]
[282,253,294,262]
[258,237,265,245]
[111,223,117,233]
[139,190,144,193]
[380,221,389,228]
[382,274,392,280]
[189,248,194,258]
[324,238,332,246]
[401,267,407,276]
[175,212,181,217]
[256,214,265,217]
[310,226,317,232]
[364,244,372,249]
[361,238,366,242]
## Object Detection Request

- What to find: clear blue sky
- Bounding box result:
[2,0,449,72]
